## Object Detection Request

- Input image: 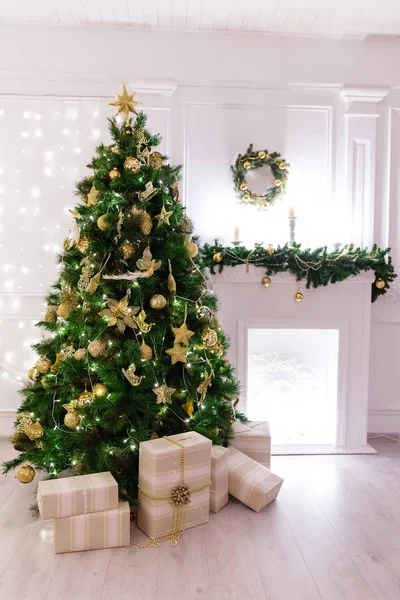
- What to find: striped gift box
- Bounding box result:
[229,421,271,469]
[228,447,283,512]
[137,432,211,540]
[210,445,229,513]
[54,501,130,553]
[37,472,119,520]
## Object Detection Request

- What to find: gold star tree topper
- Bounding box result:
[109,81,141,121]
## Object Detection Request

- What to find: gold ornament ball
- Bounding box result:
[375,278,386,290]
[261,276,271,287]
[36,356,52,374]
[77,390,95,407]
[149,151,163,170]
[240,182,247,191]
[150,294,167,310]
[120,240,136,259]
[44,306,57,324]
[123,157,141,174]
[186,241,199,258]
[266,244,275,255]
[243,194,250,202]
[125,125,133,135]
[294,291,304,302]
[57,302,73,319]
[88,340,106,358]
[28,367,39,381]
[76,237,90,253]
[197,306,212,323]
[64,412,81,429]
[111,145,120,154]
[258,151,266,159]
[213,252,223,263]
[74,348,87,361]
[274,179,282,187]
[279,161,286,169]
[93,383,108,398]
[243,161,251,170]
[109,168,121,180]
[140,341,153,361]
[97,215,110,231]
[17,464,35,484]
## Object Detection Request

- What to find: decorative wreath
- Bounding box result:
[231,144,289,209]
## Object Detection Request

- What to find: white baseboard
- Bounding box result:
[368,408,400,435]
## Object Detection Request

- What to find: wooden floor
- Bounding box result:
[1,438,400,600]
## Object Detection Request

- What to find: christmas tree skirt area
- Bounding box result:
[1,437,397,600]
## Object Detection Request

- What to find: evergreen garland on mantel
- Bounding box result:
[201,242,396,303]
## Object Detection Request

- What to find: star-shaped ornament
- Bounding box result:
[87,185,99,207]
[155,205,173,227]
[172,322,195,346]
[153,383,176,405]
[109,81,141,121]
[166,344,188,365]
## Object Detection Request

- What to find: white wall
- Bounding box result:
[0,24,399,435]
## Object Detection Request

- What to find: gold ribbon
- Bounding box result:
[128,436,210,549]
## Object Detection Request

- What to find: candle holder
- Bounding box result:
[288,216,297,243]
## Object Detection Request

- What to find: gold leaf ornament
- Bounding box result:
[99,296,140,334]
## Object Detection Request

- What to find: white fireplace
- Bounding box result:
[210,266,376,454]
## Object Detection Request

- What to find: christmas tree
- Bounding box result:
[3,83,240,503]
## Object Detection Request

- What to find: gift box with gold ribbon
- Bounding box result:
[228,446,283,512]
[54,501,130,553]
[137,432,211,544]
[210,445,229,513]
[228,421,271,468]
[37,472,119,520]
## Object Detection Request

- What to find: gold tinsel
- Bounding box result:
[17,464,35,484]
[88,340,106,357]
[44,306,57,324]
[150,294,167,310]
[36,356,52,374]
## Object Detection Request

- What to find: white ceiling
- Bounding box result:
[1,0,400,38]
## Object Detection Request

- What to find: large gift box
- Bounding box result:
[137,432,212,541]
[229,421,271,468]
[37,472,119,520]
[228,446,283,512]
[54,501,130,553]
[210,445,229,513]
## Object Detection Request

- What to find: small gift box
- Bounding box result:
[37,472,119,520]
[210,445,229,513]
[137,431,211,542]
[54,501,130,553]
[228,447,283,512]
[229,421,271,468]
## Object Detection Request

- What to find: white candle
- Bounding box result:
[289,206,295,218]
[234,225,240,242]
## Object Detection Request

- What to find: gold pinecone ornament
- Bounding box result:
[140,211,153,236]
[44,306,57,324]
[57,301,74,319]
[171,483,191,506]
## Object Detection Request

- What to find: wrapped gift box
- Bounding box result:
[37,472,119,520]
[229,421,271,468]
[137,431,211,541]
[228,447,283,512]
[210,445,229,513]
[54,501,130,553]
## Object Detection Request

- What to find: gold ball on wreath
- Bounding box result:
[17,464,35,484]
[243,161,251,170]
[243,194,250,202]
[262,201,269,208]
[261,276,271,287]
[44,306,57,324]
[149,152,163,170]
[150,294,167,310]
[123,157,141,174]
[120,240,136,259]
[186,241,199,258]
[240,183,247,191]
[64,412,81,429]
[92,383,108,398]
[279,162,286,169]
[294,292,303,302]
[109,168,121,180]
[258,151,266,159]
[77,390,95,407]
[88,340,106,358]
[74,348,87,361]
[57,302,73,319]
[36,356,52,374]
[266,244,275,255]
[375,278,386,290]
[213,252,223,263]
[274,179,282,187]
[97,215,110,231]
[76,237,90,253]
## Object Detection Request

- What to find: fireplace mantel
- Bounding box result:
[210,266,376,454]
